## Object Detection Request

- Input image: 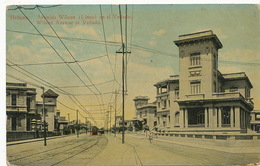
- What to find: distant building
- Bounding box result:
[133,96,156,130]
[115,116,123,127]
[6,82,38,131]
[36,89,59,131]
[154,75,180,130]
[251,110,260,132]
[55,110,68,133]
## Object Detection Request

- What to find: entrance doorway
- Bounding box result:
[11,117,17,131]
[188,108,205,127]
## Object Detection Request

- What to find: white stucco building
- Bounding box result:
[133,96,157,130]
[36,89,59,132]
[6,82,37,131]
[153,30,254,133]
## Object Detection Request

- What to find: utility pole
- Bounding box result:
[41,87,47,146]
[116,43,131,144]
[85,117,88,135]
[67,113,70,124]
[76,110,79,138]
[106,110,109,134]
[67,113,71,134]
[114,90,119,137]
[109,106,112,134]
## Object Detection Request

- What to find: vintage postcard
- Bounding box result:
[4,3,260,166]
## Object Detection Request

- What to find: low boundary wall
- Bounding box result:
[7,131,61,142]
[155,132,260,147]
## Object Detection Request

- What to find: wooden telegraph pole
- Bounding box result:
[116,43,131,144]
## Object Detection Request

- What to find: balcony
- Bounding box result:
[212,92,242,99]
[185,94,205,100]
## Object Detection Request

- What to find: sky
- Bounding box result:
[4,4,260,129]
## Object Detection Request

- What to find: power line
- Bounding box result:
[8,5,61,11]
[8,55,107,67]
[7,72,95,124]
[99,5,117,82]
[7,60,98,125]
[36,6,107,117]
[7,29,121,46]
[18,5,105,119]
[7,60,71,95]
[36,6,102,95]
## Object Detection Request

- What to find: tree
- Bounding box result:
[133,120,143,131]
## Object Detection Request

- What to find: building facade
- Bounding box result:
[173,30,254,133]
[36,89,59,132]
[251,110,260,132]
[135,30,254,134]
[6,83,38,131]
[133,96,157,130]
[154,75,179,130]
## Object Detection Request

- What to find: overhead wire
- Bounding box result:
[7,72,94,124]
[36,5,105,123]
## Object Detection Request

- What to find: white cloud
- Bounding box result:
[149,40,157,46]
[62,25,99,39]
[153,29,166,36]
[13,34,24,40]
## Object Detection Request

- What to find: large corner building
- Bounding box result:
[136,30,254,134]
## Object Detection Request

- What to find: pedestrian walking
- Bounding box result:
[148,131,153,143]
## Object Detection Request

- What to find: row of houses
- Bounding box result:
[133,30,260,134]
[6,82,68,133]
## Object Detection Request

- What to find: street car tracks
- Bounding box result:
[8,136,108,166]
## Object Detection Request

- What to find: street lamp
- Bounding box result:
[41,87,47,146]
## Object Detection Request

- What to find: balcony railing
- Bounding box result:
[212,92,242,99]
[185,94,205,99]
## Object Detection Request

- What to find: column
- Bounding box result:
[180,109,184,128]
[184,109,188,128]
[208,107,215,128]
[205,108,208,128]
[235,107,240,128]
[230,106,234,128]
[218,107,222,128]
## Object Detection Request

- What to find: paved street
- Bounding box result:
[7,134,107,166]
[7,133,260,166]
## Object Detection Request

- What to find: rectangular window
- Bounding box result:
[158,102,160,108]
[190,52,200,66]
[175,88,179,99]
[168,100,170,107]
[11,94,17,106]
[222,107,231,125]
[190,82,201,94]
[162,100,167,108]
[42,108,48,116]
[27,97,31,111]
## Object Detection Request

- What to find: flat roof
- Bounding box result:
[174,30,223,49]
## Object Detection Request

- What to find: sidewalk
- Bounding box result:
[6,134,75,146]
[129,133,260,154]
